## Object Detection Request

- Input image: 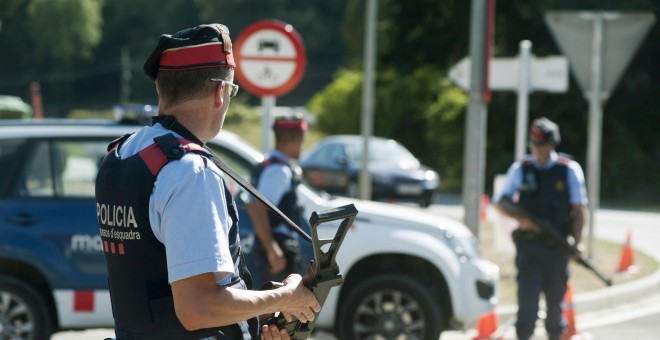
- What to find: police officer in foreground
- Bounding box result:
[246,115,307,287]
[494,117,588,340]
[95,24,319,340]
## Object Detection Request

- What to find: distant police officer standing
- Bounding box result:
[246,115,307,287]
[494,117,588,340]
[95,24,319,340]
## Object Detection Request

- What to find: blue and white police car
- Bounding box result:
[0,117,498,340]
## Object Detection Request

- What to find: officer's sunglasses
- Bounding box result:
[529,140,549,147]
[210,78,239,99]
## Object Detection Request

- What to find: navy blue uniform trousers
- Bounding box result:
[514,236,569,340]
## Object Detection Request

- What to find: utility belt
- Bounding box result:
[512,228,561,247]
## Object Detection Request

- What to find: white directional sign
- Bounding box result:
[449,56,568,93]
[545,11,655,100]
[234,20,306,97]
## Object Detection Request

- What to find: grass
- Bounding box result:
[478,218,659,306]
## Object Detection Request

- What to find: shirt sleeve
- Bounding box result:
[257,164,292,205]
[567,161,588,206]
[150,153,235,284]
[493,162,523,203]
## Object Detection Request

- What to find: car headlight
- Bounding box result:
[442,230,479,262]
[424,170,437,181]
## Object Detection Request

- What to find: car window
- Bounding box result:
[20,141,55,197]
[308,143,346,165]
[0,138,32,197]
[54,140,108,197]
[349,139,418,164]
[17,139,109,198]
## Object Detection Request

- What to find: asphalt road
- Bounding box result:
[52,205,660,340]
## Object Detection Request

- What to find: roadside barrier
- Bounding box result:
[480,194,489,221]
[562,282,576,340]
[473,311,501,340]
[617,231,636,273]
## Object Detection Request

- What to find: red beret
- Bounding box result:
[273,116,308,131]
[143,24,235,80]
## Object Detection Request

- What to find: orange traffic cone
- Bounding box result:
[480,194,489,221]
[561,282,576,340]
[473,311,500,340]
[617,231,635,272]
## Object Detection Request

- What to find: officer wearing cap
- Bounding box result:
[493,117,587,340]
[246,114,308,288]
[95,24,319,340]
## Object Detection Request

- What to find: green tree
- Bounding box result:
[26,0,104,63]
[307,68,363,134]
[311,0,660,204]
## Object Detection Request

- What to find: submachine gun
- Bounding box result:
[203,144,357,339]
[498,197,613,286]
[261,204,357,339]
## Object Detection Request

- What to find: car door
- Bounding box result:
[300,142,351,194]
[0,136,110,289]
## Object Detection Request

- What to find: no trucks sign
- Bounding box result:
[234,20,307,97]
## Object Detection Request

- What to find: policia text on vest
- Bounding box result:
[97,204,141,242]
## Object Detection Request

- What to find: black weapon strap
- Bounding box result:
[208,147,312,243]
[154,115,312,243]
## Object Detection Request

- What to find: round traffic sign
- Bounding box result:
[234,20,307,97]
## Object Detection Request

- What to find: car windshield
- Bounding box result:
[347,139,419,166]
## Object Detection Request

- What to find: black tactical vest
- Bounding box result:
[96,121,258,339]
[518,156,573,237]
[250,155,303,229]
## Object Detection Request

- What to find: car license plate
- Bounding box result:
[397,184,423,195]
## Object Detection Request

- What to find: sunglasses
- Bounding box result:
[210,78,239,99]
[529,140,549,147]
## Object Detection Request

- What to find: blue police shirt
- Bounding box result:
[249,149,295,235]
[118,123,235,286]
[494,151,588,206]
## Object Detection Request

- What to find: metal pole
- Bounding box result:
[515,40,532,161]
[261,95,276,152]
[462,0,488,237]
[586,14,604,258]
[120,46,132,104]
[359,0,378,200]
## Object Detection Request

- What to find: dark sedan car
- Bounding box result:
[299,135,439,207]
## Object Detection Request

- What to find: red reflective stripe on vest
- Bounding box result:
[138,137,206,176]
[138,144,167,176]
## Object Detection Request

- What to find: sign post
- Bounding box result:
[515,40,532,161]
[234,20,307,152]
[545,11,655,257]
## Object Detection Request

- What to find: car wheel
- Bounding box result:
[338,273,444,340]
[418,192,433,208]
[0,275,53,340]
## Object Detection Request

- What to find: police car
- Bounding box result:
[0,118,498,340]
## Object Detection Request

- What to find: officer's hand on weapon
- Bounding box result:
[261,324,291,340]
[570,240,586,261]
[267,241,287,275]
[517,216,542,233]
[279,274,321,323]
